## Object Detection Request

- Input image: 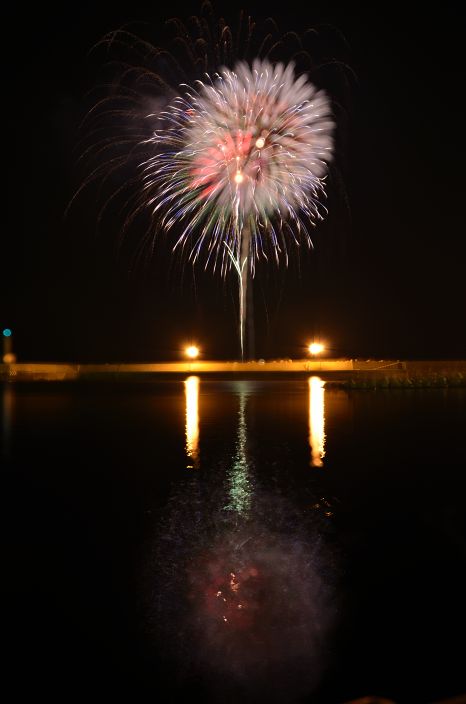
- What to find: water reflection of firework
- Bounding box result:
[147,382,337,702]
[150,490,337,702]
[188,524,333,696]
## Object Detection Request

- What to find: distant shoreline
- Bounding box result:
[1,360,466,387]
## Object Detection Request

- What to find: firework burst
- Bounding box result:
[72,5,349,359]
[142,59,334,276]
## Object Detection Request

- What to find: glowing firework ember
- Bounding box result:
[143,59,334,276]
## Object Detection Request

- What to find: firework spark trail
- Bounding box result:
[140,59,334,358]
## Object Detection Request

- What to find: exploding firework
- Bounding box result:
[141,59,333,357]
[142,59,334,276]
[74,5,349,358]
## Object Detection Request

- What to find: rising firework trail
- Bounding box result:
[142,60,334,359]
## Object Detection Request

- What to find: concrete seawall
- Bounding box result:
[1,359,466,382]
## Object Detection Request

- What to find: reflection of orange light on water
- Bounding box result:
[185,376,199,468]
[308,376,326,467]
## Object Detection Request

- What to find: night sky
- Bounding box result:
[3,1,465,362]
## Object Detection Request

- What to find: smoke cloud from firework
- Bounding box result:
[142,59,334,275]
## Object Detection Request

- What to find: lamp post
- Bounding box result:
[185,345,200,372]
[2,328,16,364]
[307,341,325,371]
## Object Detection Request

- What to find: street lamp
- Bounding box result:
[185,345,199,360]
[308,342,324,356]
[3,328,16,363]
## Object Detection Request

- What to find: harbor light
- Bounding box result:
[185,345,200,359]
[308,342,325,356]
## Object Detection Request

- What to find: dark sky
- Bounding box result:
[3,1,465,362]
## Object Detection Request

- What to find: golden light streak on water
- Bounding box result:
[185,376,200,468]
[308,376,326,467]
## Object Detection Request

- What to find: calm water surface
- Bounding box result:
[2,379,466,702]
